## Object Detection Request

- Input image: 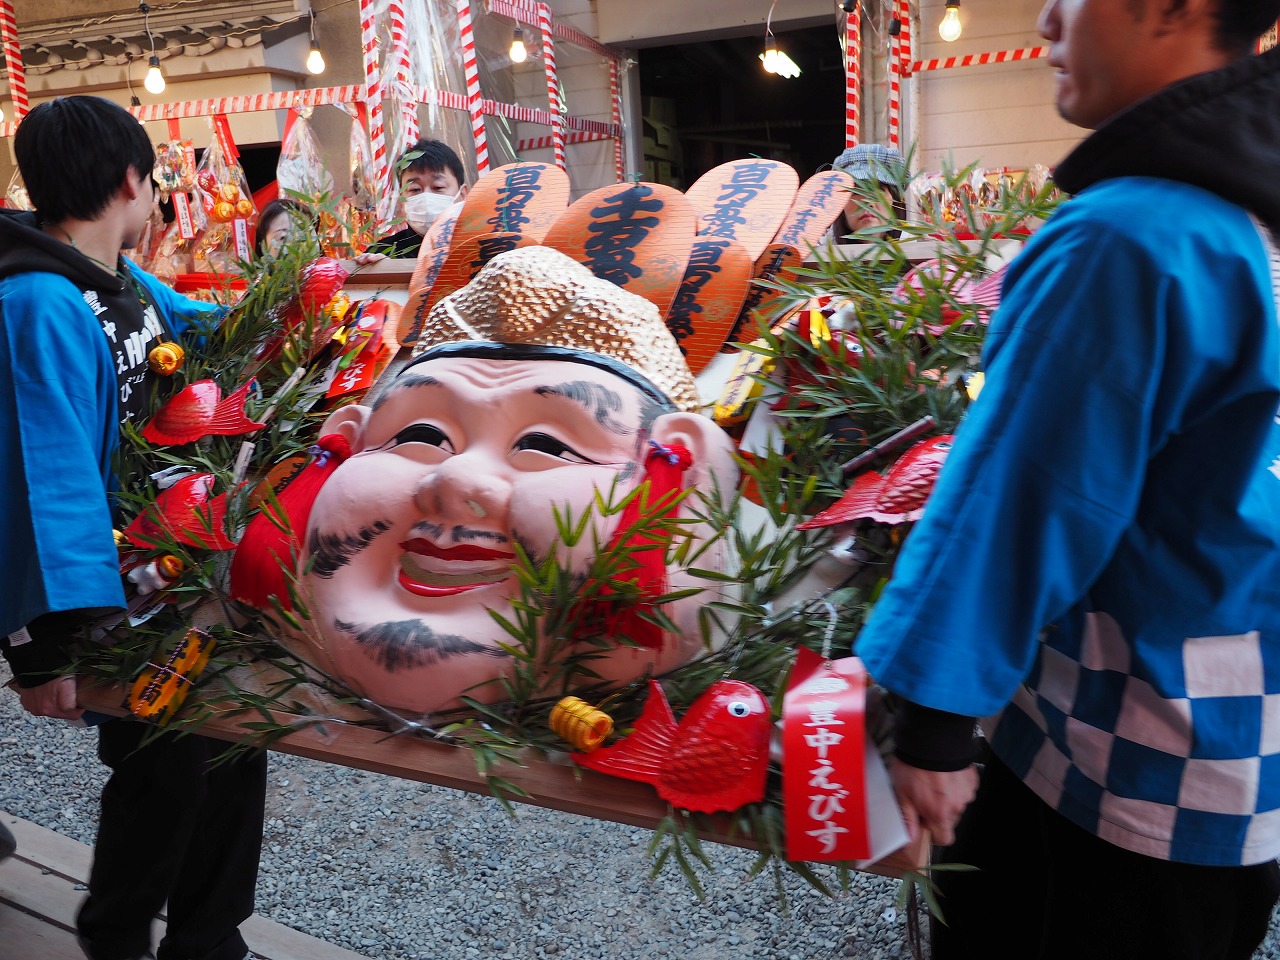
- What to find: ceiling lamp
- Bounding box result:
[510,26,528,64]
[759,37,801,78]
[140,3,166,94]
[306,9,326,75]
[939,1,962,42]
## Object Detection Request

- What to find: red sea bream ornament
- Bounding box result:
[798,435,954,528]
[140,379,265,446]
[122,473,236,551]
[571,679,772,813]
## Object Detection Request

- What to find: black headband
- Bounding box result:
[400,341,677,410]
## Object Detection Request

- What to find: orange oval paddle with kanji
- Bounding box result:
[772,170,856,250]
[723,242,804,350]
[685,159,799,261]
[664,236,753,373]
[543,182,697,321]
[423,232,537,315]
[399,206,460,346]
[453,161,570,245]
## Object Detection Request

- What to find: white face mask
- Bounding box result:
[404,191,457,234]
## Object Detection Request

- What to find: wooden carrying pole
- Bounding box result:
[78,678,925,878]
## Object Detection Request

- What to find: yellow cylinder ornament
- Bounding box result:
[549,696,614,752]
[148,341,185,376]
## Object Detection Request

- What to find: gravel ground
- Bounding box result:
[1,689,919,960]
[7,687,1280,960]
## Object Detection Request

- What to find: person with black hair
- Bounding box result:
[829,142,907,240]
[365,137,470,258]
[854,1,1280,957]
[255,197,315,258]
[0,95,265,960]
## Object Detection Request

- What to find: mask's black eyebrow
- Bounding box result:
[533,380,629,435]
[370,373,440,411]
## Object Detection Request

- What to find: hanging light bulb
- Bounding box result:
[758,36,800,78]
[939,1,962,42]
[761,36,780,74]
[144,54,166,94]
[307,44,326,74]
[509,26,527,64]
[140,4,166,93]
[130,94,146,125]
[306,9,326,74]
[0,102,5,124]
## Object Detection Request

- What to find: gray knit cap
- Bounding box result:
[832,143,906,183]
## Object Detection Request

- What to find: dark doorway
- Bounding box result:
[638,24,846,189]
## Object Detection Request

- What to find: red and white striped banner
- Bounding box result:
[516,129,610,151]
[455,0,488,173]
[898,0,912,78]
[487,0,614,60]
[0,80,622,143]
[609,58,624,182]
[910,46,1048,74]
[844,2,860,148]
[388,0,420,149]
[537,2,565,171]
[129,86,366,122]
[0,0,28,121]
[887,2,901,149]
[359,0,392,225]
[0,0,622,171]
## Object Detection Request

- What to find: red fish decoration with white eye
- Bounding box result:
[122,472,236,551]
[140,379,265,447]
[798,435,955,528]
[256,257,353,367]
[571,679,773,814]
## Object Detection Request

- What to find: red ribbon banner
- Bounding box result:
[326,302,389,401]
[783,646,870,861]
[213,113,240,162]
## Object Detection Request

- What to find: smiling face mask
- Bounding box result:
[273,247,740,714]
[404,190,457,234]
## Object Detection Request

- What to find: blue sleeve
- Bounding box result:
[855,203,1173,716]
[0,278,127,635]
[128,263,224,341]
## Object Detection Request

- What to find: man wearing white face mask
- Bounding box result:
[366,138,470,259]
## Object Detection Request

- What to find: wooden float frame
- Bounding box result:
[78,680,926,880]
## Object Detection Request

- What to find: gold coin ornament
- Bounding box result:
[549,696,615,752]
[148,341,186,376]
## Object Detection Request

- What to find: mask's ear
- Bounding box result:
[643,410,741,656]
[649,410,739,509]
[229,431,353,611]
[319,403,373,451]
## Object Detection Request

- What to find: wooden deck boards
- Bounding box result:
[0,811,370,960]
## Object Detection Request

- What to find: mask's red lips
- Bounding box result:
[396,538,514,598]
[399,538,514,561]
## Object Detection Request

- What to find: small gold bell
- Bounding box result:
[148,341,185,376]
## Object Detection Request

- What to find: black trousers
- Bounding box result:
[931,749,1280,960]
[77,720,267,960]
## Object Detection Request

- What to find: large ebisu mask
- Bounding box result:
[289,246,740,714]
